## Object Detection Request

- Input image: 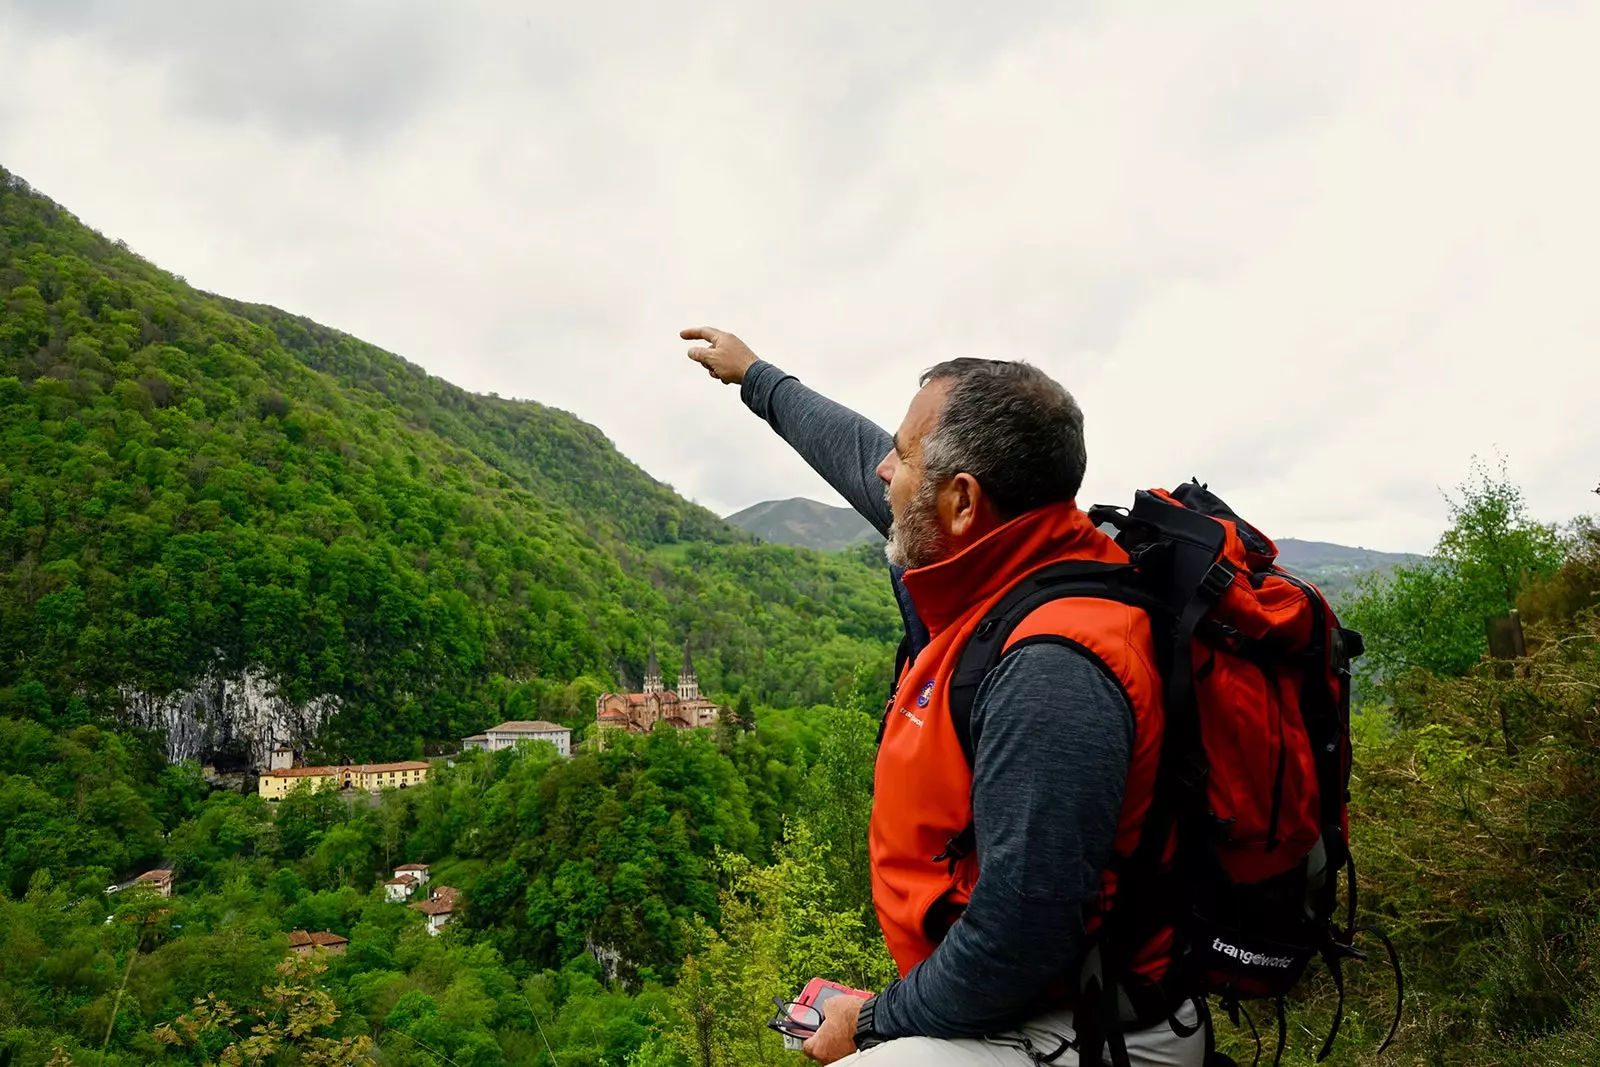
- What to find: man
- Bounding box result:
[682,326,1205,1067]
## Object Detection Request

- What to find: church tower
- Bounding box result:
[643,643,662,694]
[677,639,699,702]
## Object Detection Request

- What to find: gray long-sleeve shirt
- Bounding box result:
[740,361,1132,1037]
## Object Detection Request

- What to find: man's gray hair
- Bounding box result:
[918,359,1087,520]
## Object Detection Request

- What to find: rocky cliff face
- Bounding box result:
[120,665,337,767]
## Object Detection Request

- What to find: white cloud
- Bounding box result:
[2,0,1595,553]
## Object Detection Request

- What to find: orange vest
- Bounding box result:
[871,501,1171,985]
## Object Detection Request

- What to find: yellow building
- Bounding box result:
[258,760,431,800]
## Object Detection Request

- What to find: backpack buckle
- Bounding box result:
[1199,560,1235,600]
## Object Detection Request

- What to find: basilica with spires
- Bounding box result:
[593,640,726,735]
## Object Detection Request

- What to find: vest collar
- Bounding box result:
[899,501,1110,639]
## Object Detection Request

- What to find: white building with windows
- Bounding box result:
[462,720,572,758]
[393,862,429,886]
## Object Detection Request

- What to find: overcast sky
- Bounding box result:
[2,2,1596,553]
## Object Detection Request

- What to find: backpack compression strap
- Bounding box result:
[946,559,1154,765]
[928,560,1154,879]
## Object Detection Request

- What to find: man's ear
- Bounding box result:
[941,473,985,538]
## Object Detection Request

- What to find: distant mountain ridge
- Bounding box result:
[725,497,883,553]
[727,497,1418,599]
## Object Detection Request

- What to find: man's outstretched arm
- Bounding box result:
[682,326,893,536]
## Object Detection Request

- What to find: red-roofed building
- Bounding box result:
[595,639,725,741]
[287,929,348,956]
[409,886,459,936]
[135,869,174,898]
[258,760,431,800]
[394,862,430,884]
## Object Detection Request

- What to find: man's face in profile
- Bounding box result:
[880,380,949,570]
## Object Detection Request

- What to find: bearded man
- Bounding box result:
[682,326,1206,1067]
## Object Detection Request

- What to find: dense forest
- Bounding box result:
[0,165,899,762]
[4,166,1600,1065]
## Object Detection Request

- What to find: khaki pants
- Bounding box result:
[834,1000,1205,1067]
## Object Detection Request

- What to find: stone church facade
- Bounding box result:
[595,641,723,734]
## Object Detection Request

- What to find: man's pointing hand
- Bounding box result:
[682,326,758,385]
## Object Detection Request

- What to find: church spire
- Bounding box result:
[643,643,662,694]
[677,638,699,702]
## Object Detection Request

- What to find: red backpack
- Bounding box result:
[947,481,1401,1066]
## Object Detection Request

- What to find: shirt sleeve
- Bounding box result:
[739,360,894,537]
[871,641,1135,1037]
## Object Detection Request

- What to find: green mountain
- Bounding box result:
[1275,538,1421,602]
[0,166,899,762]
[725,496,883,552]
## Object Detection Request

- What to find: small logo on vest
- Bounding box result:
[917,681,934,708]
[1211,938,1294,970]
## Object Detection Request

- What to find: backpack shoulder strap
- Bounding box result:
[948,560,1156,765]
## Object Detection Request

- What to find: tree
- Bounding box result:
[153,954,375,1065]
[1346,458,1566,682]
[658,824,895,1067]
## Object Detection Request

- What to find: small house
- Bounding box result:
[393,862,429,886]
[384,874,417,902]
[135,869,174,898]
[409,886,458,936]
[288,930,348,957]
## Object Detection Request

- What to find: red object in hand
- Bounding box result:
[798,977,874,1008]
[769,978,874,1050]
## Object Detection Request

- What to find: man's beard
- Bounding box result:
[885,481,947,570]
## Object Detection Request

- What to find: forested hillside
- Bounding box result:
[5,166,1600,1067]
[4,461,1598,1067]
[0,165,898,760]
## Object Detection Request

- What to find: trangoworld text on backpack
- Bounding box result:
[949,481,1402,1067]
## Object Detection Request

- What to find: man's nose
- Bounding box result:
[877,451,898,485]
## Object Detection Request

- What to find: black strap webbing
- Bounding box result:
[1359,924,1405,1056]
[947,560,1153,765]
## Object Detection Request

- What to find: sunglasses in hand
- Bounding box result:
[768,997,824,1040]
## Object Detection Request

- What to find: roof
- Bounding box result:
[263,761,429,779]
[288,929,349,947]
[136,869,173,881]
[409,886,459,916]
[385,875,417,886]
[619,691,677,705]
[462,733,488,742]
[597,710,629,722]
[485,720,569,734]
[394,863,429,871]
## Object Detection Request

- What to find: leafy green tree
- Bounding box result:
[154,955,375,1065]
[1346,458,1566,683]
[659,823,894,1067]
